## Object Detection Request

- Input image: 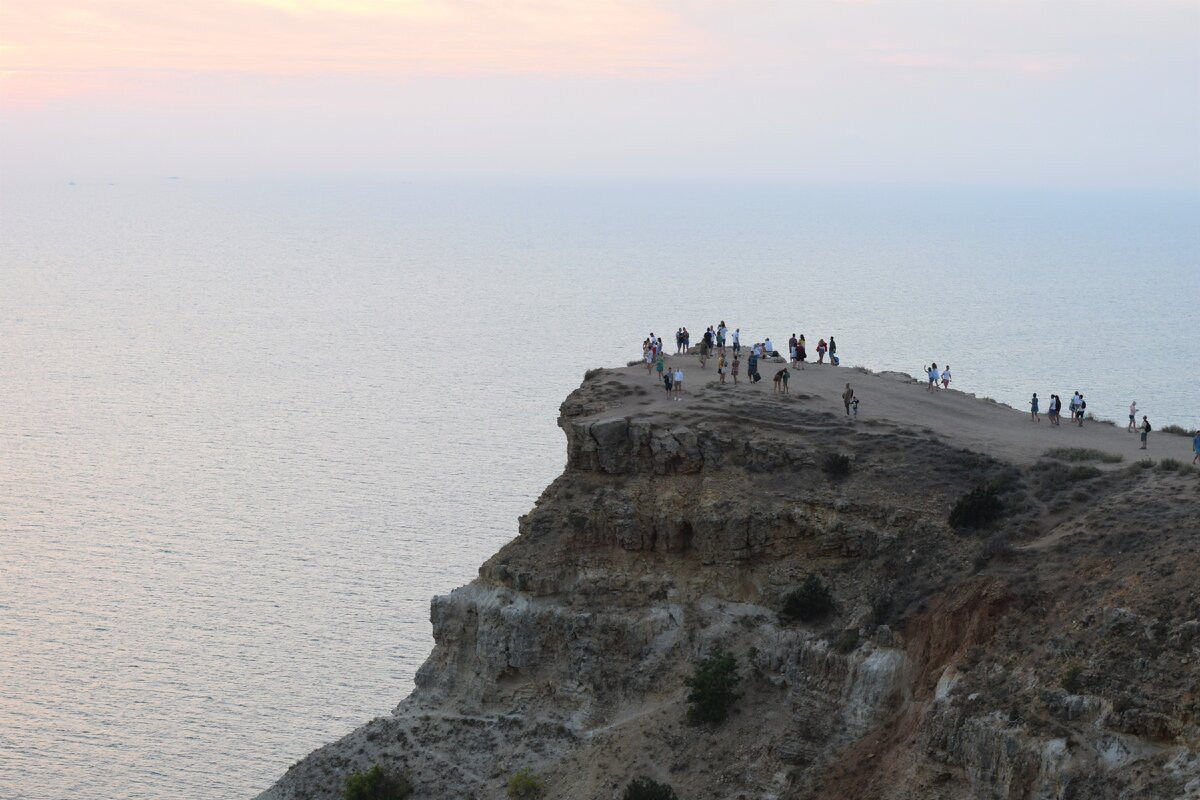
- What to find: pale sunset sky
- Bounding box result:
[1,0,1197,186]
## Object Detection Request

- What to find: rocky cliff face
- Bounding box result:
[258,367,1200,800]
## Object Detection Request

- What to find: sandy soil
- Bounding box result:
[620,351,1195,467]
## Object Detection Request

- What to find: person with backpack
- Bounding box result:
[1077,394,1087,426]
[1140,416,1151,449]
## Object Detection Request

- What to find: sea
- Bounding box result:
[0,179,1196,799]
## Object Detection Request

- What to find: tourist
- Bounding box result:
[789,333,798,367]
[764,336,775,356]
[1140,416,1151,449]
[717,321,727,350]
[1030,393,1040,423]
[682,327,691,353]
[645,348,654,375]
[1193,430,1199,464]
[1128,401,1139,432]
[781,367,790,394]
[748,350,760,383]
[941,365,951,389]
[731,355,740,385]
[851,397,860,418]
[656,352,666,382]
[717,351,727,384]
[1068,392,1080,421]
[1051,395,1062,426]
[797,334,806,367]
[673,367,684,397]
[1076,394,1087,426]
[816,338,827,363]
[698,338,709,369]
[732,328,741,354]
[773,369,783,393]
[828,336,837,365]
[663,371,673,395]
[842,383,855,416]
[927,363,939,392]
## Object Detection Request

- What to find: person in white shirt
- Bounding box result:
[732,329,741,354]
[1127,401,1139,432]
[673,368,684,398]
[941,366,951,389]
[764,337,774,355]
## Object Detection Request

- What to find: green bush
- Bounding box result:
[623,777,679,800]
[1161,424,1197,437]
[822,453,852,478]
[780,575,835,624]
[949,483,1004,530]
[685,649,740,724]
[1156,458,1192,474]
[507,768,546,799]
[1061,664,1084,694]
[1042,447,1123,464]
[344,766,412,800]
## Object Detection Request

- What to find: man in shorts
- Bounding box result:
[1140,416,1151,449]
[673,367,684,399]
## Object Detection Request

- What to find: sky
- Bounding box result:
[1,0,1198,186]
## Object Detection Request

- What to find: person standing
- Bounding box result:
[1140,416,1151,449]
[732,328,741,354]
[828,336,837,365]
[1193,430,1200,464]
[842,383,855,416]
[789,333,798,367]
[747,350,759,383]
[682,327,690,354]
[1052,394,1062,426]
[717,321,727,350]
[673,367,684,398]
[656,352,666,382]
[781,368,790,394]
[1128,401,1139,432]
[927,363,939,392]
[717,351,727,384]
[1077,394,1087,426]
[816,338,827,363]
[941,365,951,389]
[1030,393,1040,423]
[797,334,806,368]
[731,355,740,385]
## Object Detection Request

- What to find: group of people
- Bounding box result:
[645,330,1197,460]
[925,363,952,391]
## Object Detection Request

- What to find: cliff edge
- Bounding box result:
[257,360,1200,800]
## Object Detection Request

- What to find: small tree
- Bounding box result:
[624,776,679,800]
[344,765,412,800]
[507,768,546,799]
[780,575,835,624]
[686,649,740,724]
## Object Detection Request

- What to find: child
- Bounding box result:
[781,368,790,394]
[663,372,673,395]
[731,356,740,385]
[851,397,860,418]
[773,369,784,393]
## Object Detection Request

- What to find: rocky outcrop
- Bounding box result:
[258,367,1200,800]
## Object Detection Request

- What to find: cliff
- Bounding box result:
[257,361,1200,800]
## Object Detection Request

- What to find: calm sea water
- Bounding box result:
[0,180,1196,799]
